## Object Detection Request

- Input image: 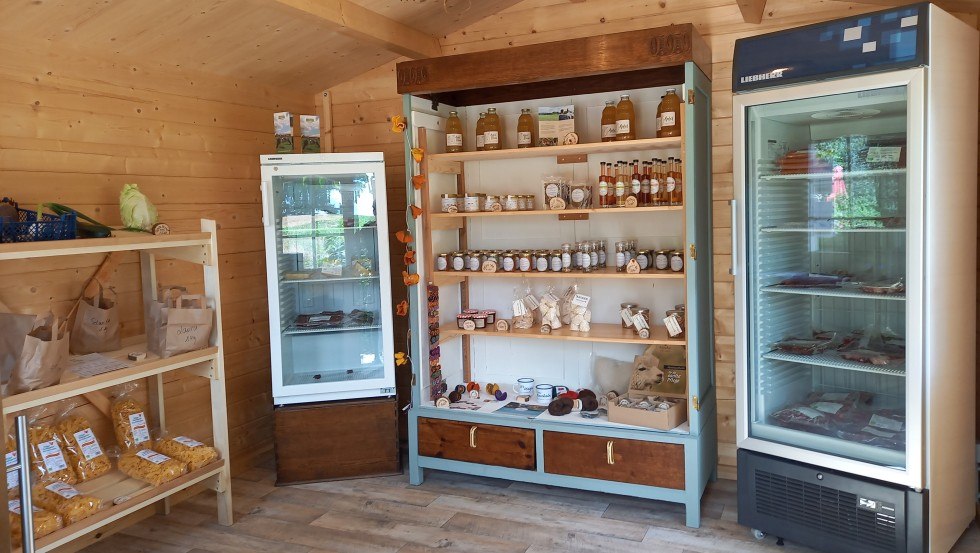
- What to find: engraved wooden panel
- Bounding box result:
[418,418,535,470]
[543,431,685,489]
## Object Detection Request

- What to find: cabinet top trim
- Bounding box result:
[396,23,710,99]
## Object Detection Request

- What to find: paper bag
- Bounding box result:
[8,313,69,395]
[70,284,121,354]
[147,290,213,358]
[0,312,37,385]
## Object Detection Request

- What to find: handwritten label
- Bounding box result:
[571,294,591,308]
[631,313,649,330]
[664,314,683,337]
[621,309,635,327]
[512,300,529,317]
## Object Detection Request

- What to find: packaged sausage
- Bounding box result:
[118,449,187,486]
[8,499,63,548]
[31,479,102,525]
[109,383,153,451]
[155,435,219,471]
[55,400,111,482]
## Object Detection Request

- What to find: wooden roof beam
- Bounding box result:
[271,0,442,59]
[828,0,979,12]
[737,0,768,23]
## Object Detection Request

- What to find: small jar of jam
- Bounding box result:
[436,253,449,271]
[440,194,460,213]
[669,250,684,272]
[481,310,496,324]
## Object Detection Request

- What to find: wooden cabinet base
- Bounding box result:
[274,398,401,485]
[418,418,535,470]
[543,431,685,489]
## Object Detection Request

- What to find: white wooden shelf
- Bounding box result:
[0,230,212,261]
[427,136,682,171]
[439,322,683,346]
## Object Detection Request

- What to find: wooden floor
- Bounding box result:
[82,457,980,553]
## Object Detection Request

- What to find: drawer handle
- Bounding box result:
[606,440,615,465]
[469,426,477,448]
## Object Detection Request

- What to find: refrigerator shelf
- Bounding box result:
[280,275,381,284]
[283,324,381,336]
[750,423,905,469]
[763,351,906,377]
[279,226,377,238]
[762,285,906,301]
[760,225,905,233]
[758,168,907,181]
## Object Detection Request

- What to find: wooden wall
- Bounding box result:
[0,35,312,475]
[331,0,979,479]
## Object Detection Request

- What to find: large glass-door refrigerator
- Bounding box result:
[260,153,396,405]
[732,5,977,553]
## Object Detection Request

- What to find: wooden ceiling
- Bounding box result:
[0,0,522,92]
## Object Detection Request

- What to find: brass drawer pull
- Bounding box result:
[469,426,478,448]
[606,440,615,465]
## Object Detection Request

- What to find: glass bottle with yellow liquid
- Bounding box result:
[657,89,681,138]
[517,108,534,149]
[615,94,636,141]
[600,101,617,142]
[446,111,463,153]
[670,158,683,206]
[475,112,487,151]
[483,107,501,151]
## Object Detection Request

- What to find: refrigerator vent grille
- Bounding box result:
[754,469,896,551]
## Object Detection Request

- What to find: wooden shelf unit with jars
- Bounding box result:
[400,24,716,528]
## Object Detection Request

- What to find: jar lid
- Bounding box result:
[456,314,472,319]
[636,307,650,314]
[480,309,496,314]
[464,193,486,198]
[441,193,459,198]
[519,253,531,257]
[620,302,638,309]
[505,194,520,199]
[671,250,683,255]
[473,314,487,319]
[638,250,650,254]
[462,309,479,314]
[438,253,448,257]
[656,249,670,254]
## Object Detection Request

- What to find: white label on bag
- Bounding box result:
[616,120,630,134]
[38,440,68,473]
[661,112,676,127]
[621,309,635,327]
[484,131,499,145]
[129,412,151,445]
[7,468,17,490]
[631,313,649,330]
[174,436,204,448]
[810,402,843,415]
[869,414,904,431]
[46,481,80,499]
[545,183,559,198]
[581,253,591,269]
[862,426,897,438]
[513,300,529,317]
[523,295,540,310]
[6,499,39,515]
[543,293,560,304]
[136,450,172,464]
[571,294,591,308]
[5,451,15,468]
[598,250,606,266]
[73,428,104,461]
[601,124,616,139]
[518,131,532,145]
[792,407,824,420]
[664,314,683,337]
[446,134,463,147]
[589,252,598,266]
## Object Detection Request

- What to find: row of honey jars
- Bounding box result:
[597,158,683,208]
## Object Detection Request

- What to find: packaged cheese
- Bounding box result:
[8,499,63,548]
[31,480,102,525]
[55,410,111,482]
[28,423,77,485]
[110,383,153,451]
[118,449,187,486]
[155,435,219,471]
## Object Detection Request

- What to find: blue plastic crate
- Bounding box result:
[0,207,77,243]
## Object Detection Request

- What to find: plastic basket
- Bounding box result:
[0,207,77,243]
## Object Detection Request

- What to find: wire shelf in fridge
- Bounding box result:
[283,324,381,336]
[758,168,907,181]
[763,351,906,377]
[762,285,906,301]
[760,225,906,234]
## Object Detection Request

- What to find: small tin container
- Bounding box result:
[504,195,520,211]
[440,194,460,213]
[483,194,501,212]
[462,193,484,213]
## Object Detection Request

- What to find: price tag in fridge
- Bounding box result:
[866,146,902,163]
[664,314,683,337]
[571,294,591,308]
[512,300,529,317]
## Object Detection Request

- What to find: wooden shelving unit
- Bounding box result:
[438,322,683,346]
[0,220,233,552]
[432,267,684,286]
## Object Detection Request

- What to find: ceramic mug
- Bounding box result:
[513,378,535,396]
[535,383,554,404]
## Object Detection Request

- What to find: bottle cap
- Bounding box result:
[449,110,457,116]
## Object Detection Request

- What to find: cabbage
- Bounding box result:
[119,184,158,231]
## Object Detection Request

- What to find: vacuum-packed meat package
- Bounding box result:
[769,404,835,435]
[835,408,906,450]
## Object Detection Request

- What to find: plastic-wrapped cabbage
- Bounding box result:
[119,184,158,231]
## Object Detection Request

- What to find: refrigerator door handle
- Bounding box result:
[260,181,272,228]
[729,199,738,276]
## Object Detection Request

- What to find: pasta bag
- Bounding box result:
[5,433,21,497]
[118,449,187,486]
[31,479,102,525]
[8,499,63,548]
[155,434,219,471]
[54,400,111,482]
[109,382,153,451]
[26,407,78,485]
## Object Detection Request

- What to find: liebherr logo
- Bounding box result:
[740,68,788,84]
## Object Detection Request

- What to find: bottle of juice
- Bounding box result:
[672,158,684,206]
[657,89,681,138]
[484,108,501,151]
[475,112,487,151]
[446,111,463,153]
[600,101,617,142]
[650,158,662,206]
[615,94,636,141]
[655,96,664,136]
[517,108,534,149]
[666,157,677,205]
[630,160,641,202]
[615,161,626,207]
[640,161,651,206]
[598,162,610,208]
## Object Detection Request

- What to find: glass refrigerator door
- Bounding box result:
[745,85,909,469]
[271,170,386,391]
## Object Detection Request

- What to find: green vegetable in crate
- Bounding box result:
[119,184,158,232]
[43,203,112,238]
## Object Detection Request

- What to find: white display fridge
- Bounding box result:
[260,153,396,405]
[731,4,977,553]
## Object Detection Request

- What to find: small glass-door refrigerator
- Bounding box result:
[260,153,396,405]
[732,4,977,553]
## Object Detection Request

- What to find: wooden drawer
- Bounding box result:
[543,431,685,489]
[418,418,535,470]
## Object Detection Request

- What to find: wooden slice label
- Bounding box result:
[447,204,459,213]
[625,258,641,274]
[495,319,510,332]
[624,196,639,208]
[549,197,566,211]
[490,202,503,212]
[481,260,498,273]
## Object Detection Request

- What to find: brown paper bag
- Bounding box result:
[147,291,213,358]
[8,313,69,395]
[70,284,121,354]
[0,312,37,385]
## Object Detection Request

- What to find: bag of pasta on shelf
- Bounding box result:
[31,478,102,525]
[5,432,22,498]
[26,407,78,485]
[8,499,63,548]
[155,433,219,471]
[109,382,153,452]
[147,287,213,358]
[118,449,187,486]
[54,399,111,482]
